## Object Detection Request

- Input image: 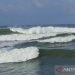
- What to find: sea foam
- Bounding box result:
[1,26,75,42]
[0,33,56,41]
[10,26,75,34]
[0,47,39,63]
[38,35,75,43]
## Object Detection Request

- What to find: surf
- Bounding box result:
[0,33,57,41]
[38,35,75,43]
[0,47,39,63]
[1,26,75,63]
[10,26,75,34]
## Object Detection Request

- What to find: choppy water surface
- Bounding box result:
[0,25,75,75]
[0,57,75,75]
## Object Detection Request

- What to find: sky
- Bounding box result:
[0,0,75,25]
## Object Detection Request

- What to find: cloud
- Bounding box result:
[33,0,44,8]
[0,0,75,24]
[32,0,49,8]
[63,0,75,15]
[0,0,34,13]
[0,0,75,15]
[32,0,75,15]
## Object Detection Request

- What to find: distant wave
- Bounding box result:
[38,35,75,43]
[0,34,75,43]
[0,41,25,50]
[10,26,75,34]
[0,33,56,41]
[0,47,39,63]
[1,26,75,63]
[0,28,15,35]
[0,26,75,35]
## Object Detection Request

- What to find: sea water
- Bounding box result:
[0,24,75,75]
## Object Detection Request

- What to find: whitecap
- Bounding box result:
[0,47,39,63]
[38,35,75,43]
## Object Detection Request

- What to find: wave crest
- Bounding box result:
[10,26,75,34]
[38,35,75,43]
[0,47,39,63]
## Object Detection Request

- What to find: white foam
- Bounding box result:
[0,33,56,41]
[0,47,39,63]
[0,41,23,48]
[5,26,75,41]
[38,35,75,43]
[10,26,75,34]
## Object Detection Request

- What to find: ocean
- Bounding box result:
[0,24,75,75]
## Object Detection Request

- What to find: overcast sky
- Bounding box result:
[0,0,75,25]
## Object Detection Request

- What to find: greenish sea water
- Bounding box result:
[0,25,75,75]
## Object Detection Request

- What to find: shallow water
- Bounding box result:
[0,57,75,75]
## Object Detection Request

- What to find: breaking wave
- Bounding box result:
[0,28,15,35]
[38,35,75,43]
[1,34,75,43]
[10,26,75,34]
[0,47,39,63]
[0,33,57,41]
[1,26,75,63]
[1,26,75,42]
